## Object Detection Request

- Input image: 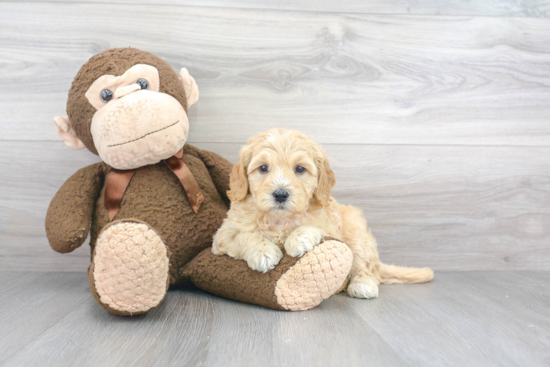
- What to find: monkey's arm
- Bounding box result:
[185,145,233,206]
[205,150,233,205]
[45,162,105,253]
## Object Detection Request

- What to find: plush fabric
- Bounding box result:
[182,238,353,311]
[92,220,170,314]
[67,48,187,154]
[88,144,231,285]
[274,239,353,310]
[46,48,353,315]
[46,162,105,253]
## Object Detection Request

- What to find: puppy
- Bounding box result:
[213,129,433,299]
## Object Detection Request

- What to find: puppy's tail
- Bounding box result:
[378,263,434,284]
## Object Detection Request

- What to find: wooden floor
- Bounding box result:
[0,271,548,367]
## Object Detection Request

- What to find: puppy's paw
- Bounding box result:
[347,277,379,299]
[244,242,284,273]
[284,225,324,257]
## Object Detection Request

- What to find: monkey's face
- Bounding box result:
[85,64,188,170]
[54,48,200,170]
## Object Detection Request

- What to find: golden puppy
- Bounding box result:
[213,129,433,299]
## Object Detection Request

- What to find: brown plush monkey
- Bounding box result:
[46,48,353,315]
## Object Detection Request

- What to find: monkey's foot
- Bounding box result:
[274,239,353,310]
[89,220,170,316]
[183,237,352,311]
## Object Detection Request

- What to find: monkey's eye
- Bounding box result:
[295,166,306,174]
[136,79,149,90]
[259,165,269,173]
[100,89,113,102]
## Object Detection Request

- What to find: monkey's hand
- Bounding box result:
[46,163,105,253]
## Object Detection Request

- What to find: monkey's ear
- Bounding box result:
[178,68,199,108]
[53,116,85,150]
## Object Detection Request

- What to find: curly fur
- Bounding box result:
[213,129,434,298]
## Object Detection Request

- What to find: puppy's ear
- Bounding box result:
[314,148,336,206]
[228,145,252,202]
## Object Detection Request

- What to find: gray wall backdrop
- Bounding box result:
[1,1,549,272]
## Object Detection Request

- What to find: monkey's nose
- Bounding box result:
[114,84,141,99]
[273,189,289,203]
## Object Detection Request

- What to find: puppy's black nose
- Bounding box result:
[273,189,289,203]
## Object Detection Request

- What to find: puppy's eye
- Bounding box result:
[295,166,306,174]
[100,89,113,102]
[259,165,269,173]
[136,78,148,90]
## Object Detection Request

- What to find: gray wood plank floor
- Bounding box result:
[0,271,548,367]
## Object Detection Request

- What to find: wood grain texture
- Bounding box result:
[0,272,91,364]
[0,2,549,272]
[1,3,550,146]
[3,0,550,17]
[1,141,549,272]
[343,271,550,366]
[1,271,549,367]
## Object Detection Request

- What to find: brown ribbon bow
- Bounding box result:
[104,148,204,221]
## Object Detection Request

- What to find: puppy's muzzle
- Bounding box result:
[273,189,289,203]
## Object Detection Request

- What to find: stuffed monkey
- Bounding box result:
[46,48,353,315]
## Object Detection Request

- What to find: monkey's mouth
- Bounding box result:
[107,120,180,148]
